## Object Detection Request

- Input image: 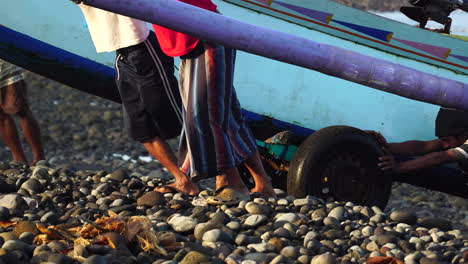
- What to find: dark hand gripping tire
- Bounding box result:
[287,126,392,209]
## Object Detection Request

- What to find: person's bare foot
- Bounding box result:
[251,184,277,198]
[154,180,199,196]
[30,158,44,166]
[216,170,250,196]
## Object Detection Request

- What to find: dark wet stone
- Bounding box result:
[191,207,209,222]
[47,241,68,253]
[20,178,44,195]
[137,191,165,207]
[376,234,398,246]
[127,178,144,189]
[83,255,112,264]
[0,179,14,193]
[18,232,34,245]
[48,253,74,264]
[136,252,154,264]
[109,169,128,182]
[40,212,60,224]
[398,240,415,253]
[210,211,230,225]
[109,204,136,213]
[85,202,99,209]
[390,209,417,225]
[168,199,192,210]
[322,229,346,240]
[173,248,189,262]
[0,163,10,171]
[88,244,113,255]
[151,209,173,222]
[0,207,10,221]
[418,217,453,231]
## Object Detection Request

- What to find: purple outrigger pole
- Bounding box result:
[82,0,468,110]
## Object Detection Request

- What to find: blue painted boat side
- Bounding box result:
[216,1,467,142]
[225,0,468,74]
[2,0,467,143]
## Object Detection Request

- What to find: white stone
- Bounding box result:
[328,206,345,221]
[244,214,268,227]
[275,213,300,223]
[311,252,336,264]
[168,216,197,232]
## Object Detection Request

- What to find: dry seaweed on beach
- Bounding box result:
[32,211,168,256]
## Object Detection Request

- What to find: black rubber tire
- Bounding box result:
[287,126,392,209]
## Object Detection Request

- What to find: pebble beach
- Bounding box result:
[0,72,465,263]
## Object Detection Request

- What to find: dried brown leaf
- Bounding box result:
[0,221,16,228]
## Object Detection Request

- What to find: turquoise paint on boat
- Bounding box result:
[2,0,467,143]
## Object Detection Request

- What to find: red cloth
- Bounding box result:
[366,257,405,264]
[152,0,217,57]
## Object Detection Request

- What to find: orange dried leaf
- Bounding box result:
[33,234,50,245]
[35,224,64,240]
[0,221,16,228]
[107,210,119,218]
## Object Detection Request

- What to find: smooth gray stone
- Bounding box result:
[109,169,128,182]
[40,212,59,224]
[390,209,417,225]
[202,229,233,243]
[20,178,44,195]
[2,239,32,253]
[245,202,271,216]
[328,206,345,221]
[47,241,68,253]
[311,252,337,264]
[0,194,27,215]
[280,246,300,259]
[244,214,268,227]
[168,216,197,232]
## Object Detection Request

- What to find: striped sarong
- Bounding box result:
[0,59,24,89]
[178,42,257,177]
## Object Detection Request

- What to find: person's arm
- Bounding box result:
[366,131,445,155]
[386,139,445,156]
[393,150,457,173]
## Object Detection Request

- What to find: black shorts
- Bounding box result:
[115,31,182,142]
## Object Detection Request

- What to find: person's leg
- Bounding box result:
[178,43,249,194]
[393,162,468,198]
[242,150,276,197]
[0,110,27,163]
[115,37,197,195]
[216,167,250,196]
[223,47,276,197]
[10,81,45,164]
[144,138,198,195]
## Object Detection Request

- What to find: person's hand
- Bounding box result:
[378,155,398,171]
